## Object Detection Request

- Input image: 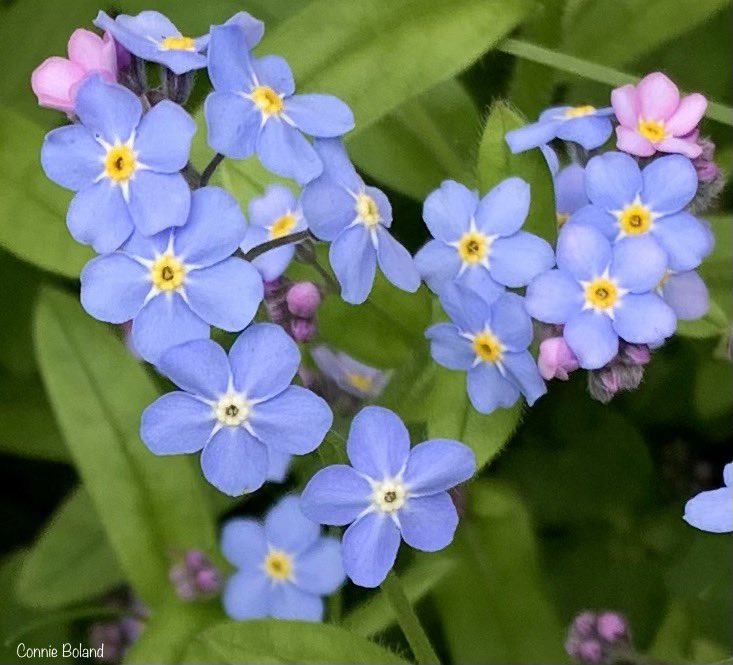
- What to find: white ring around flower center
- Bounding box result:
[371,478,407,513]
[214,392,251,426]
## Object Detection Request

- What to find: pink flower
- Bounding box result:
[611,72,707,159]
[538,337,579,381]
[31,29,118,114]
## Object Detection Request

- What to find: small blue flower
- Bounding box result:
[80,187,262,363]
[657,269,709,321]
[526,224,677,370]
[221,495,344,620]
[310,345,391,399]
[205,24,354,183]
[40,75,195,252]
[240,184,307,281]
[554,163,588,226]
[94,10,264,75]
[414,178,554,300]
[683,463,732,533]
[301,139,420,304]
[426,286,546,413]
[567,152,714,271]
[140,325,333,496]
[505,104,614,153]
[301,406,475,588]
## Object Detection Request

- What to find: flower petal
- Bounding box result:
[220,518,267,570]
[312,138,362,189]
[31,57,84,113]
[342,513,400,588]
[556,115,612,150]
[399,493,458,552]
[329,225,376,305]
[128,171,190,236]
[204,91,259,159]
[257,119,322,184]
[207,24,251,92]
[611,235,667,293]
[662,271,708,320]
[41,125,104,190]
[505,119,560,153]
[414,240,461,293]
[555,163,588,216]
[300,465,372,526]
[564,311,618,370]
[665,93,707,136]
[404,440,475,495]
[135,100,195,173]
[610,84,640,127]
[637,72,680,120]
[425,322,474,370]
[264,494,320,553]
[566,204,616,240]
[267,449,292,483]
[67,181,134,253]
[525,269,583,324]
[252,54,295,96]
[436,282,489,333]
[75,75,141,143]
[248,183,298,228]
[466,362,520,413]
[375,227,420,293]
[613,293,676,344]
[615,126,655,157]
[652,212,713,271]
[490,292,533,351]
[201,427,268,496]
[296,537,345,595]
[284,93,354,137]
[557,224,612,280]
[656,137,702,159]
[156,338,230,399]
[683,487,732,533]
[347,406,410,479]
[269,583,323,621]
[585,152,642,211]
[474,177,530,236]
[80,253,147,323]
[641,155,697,215]
[223,570,270,620]
[423,180,476,242]
[300,179,355,241]
[501,350,547,406]
[490,231,555,287]
[140,392,212,455]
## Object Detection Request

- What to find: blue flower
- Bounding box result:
[426,286,546,413]
[310,345,391,399]
[40,75,195,253]
[221,495,344,620]
[554,163,588,226]
[140,325,333,496]
[205,25,354,183]
[526,224,677,370]
[301,406,475,588]
[657,269,709,321]
[567,152,714,271]
[414,179,554,301]
[94,10,264,75]
[505,105,614,153]
[300,139,420,304]
[240,184,307,281]
[80,186,262,363]
[683,463,732,533]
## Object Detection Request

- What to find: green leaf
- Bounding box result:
[17,487,124,609]
[698,214,732,319]
[476,100,557,242]
[183,620,409,664]
[33,287,217,608]
[676,299,728,339]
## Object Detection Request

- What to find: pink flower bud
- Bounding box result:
[596,612,628,643]
[572,611,597,638]
[286,281,321,318]
[195,568,220,593]
[291,317,317,343]
[622,343,650,365]
[538,337,579,380]
[578,639,603,663]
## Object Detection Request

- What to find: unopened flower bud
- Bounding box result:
[622,343,650,365]
[578,639,603,663]
[596,611,629,643]
[291,317,317,343]
[169,549,220,601]
[286,281,321,318]
[538,337,579,380]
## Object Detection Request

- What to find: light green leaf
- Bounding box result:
[17,487,124,609]
[33,287,217,607]
[676,299,728,339]
[698,214,732,318]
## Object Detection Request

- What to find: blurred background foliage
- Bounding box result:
[0,0,730,663]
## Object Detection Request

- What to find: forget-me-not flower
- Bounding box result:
[301,139,420,304]
[205,24,354,183]
[683,463,732,533]
[221,495,344,620]
[656,269,709,321]
[310,345,391,399]
[554,163,588,227]
[41,75,194,252]
[526,224,677,369]
[80,186,262,363]
[414,178,554,301]
[140,325,332,495]
[301,406,475,587]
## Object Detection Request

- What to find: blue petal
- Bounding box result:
[525,269,583,324]
[505,119,560,153]
[248,183,298,228]
[662,271,708,320]
[613,293,676,344]
[75,75,141,144]
[257,119,322,184]
[458,266,505,305]
[329,225,376,305]
[206,24,251,92]
[501,351,547,406]
[80,253,147,323]
[585,152,642,212]
[229,323,300,401]
[223,570,270,619]
[641,155,697,215]
[425,322,474,370]
[556,224,612,280]
[422,180,476,242]
[566,204,616,240]
[128,171,190,236]
[185,258,263,331]
[135,100,195,173]
[252,55,295,96]
[312,138,361,190]
[139,392,212,455]
[253,245,296,281]
[266,449,292,483]
[375,227,420,293]
[404,439,475,495]
[467,363,520,413]
[611,235,667,293]
[365,185,393,227]
[436,282,489,333]
[156,338,230,399]
[683,487,732,533]
[222,11,265,49]
[490,292,533,351]
[201,427,268,496]
[342,513,401,588]
[265,494,320,553]
[490,231,555,287]
[296,537,345,595]
[67,181,134,253]
[269,583,323,621]
[652,212,713,271]
[555,164,588,216]
[250,386,332,455]
[556,115,612,149]
[284,94,355,137]
[725,464,732,488]
[204,91,259,159]
[300,180,355,241]
[414,240,461,293]
[300,465,371,526]
[474,177,530,236]
[122,228,167,257]
[399,493,458,552]
[220,517,267,569]
[41,125,103,190]
[347,406,410,479]
[563,311,618,369]
[541,144,560,175]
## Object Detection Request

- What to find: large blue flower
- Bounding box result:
[505,105,614,153]
[205,24,354,183]
[300,139,420,304]
[80,186,262,363]
[221,495,344,620]
[40,75,194,253]
[683,463,732,533]
[426,286,546,413]
[310,345,391,400]
[526,224,677,369]
[414,179,554,301]
[301,406,475,588]
[567,152,714,271]
[94,10,264,74]
[140,326,333,496]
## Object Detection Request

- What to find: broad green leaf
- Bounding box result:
[476,100,556,242]
[694,354,732,421]
[698,214,732,319]
[183,619,409,664]
[33,287,217,607]
[17,487,124,609]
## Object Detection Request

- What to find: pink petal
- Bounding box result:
[68,28,117,79]
[665,93,707,137]
[610,84,640,127]
[101,32,121,77]
[657,137,703,159]
[637,72,680,120]
[31,56,84,112]
[615,126,655,157]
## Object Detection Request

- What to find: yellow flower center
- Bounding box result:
[269,212,297,239]
[251,85,283,115]
[472,331,502,363]
[564,105,596,118]
[161,35,196,50]
[150,254,185,291]
[556,211,570,227]
[263,550,293,581]
[372,479,406,513]
[618,202,651,235]
[585,277,618,309]
[355,193,380,227]
[213,392,250,427]
[637,118,666,142]
[457,231,488,263]
[346,372,373,392]
[104,144,136,182]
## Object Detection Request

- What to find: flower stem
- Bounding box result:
[242,230,312,262]
[200,153,225,187]
[381,570,440,665]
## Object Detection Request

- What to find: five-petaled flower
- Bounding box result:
[301,406,475,587]
[221,495,344,621]
[683,463,732,533]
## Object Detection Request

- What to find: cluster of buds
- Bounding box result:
[565,610,633,664]
[587,343,651,404]
[168,549,221,601]
[87,589,147,664]
[689,132,726,214]
[263,278,322,343]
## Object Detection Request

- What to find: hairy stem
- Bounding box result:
[200,153,225,187]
